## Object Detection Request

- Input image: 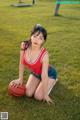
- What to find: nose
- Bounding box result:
[34,36,39,41]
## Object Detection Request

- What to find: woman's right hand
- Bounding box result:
[9,78,23,87]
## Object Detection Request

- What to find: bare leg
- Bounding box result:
[48,78,58,95]
[26,74,40,97]
[34,78,58,101]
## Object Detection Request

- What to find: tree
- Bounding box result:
[18,0,23,3]
[54,0,61,16]
[32,0,36,4]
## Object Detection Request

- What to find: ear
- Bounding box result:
[31,35,33,40]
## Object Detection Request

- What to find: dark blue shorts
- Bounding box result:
[30,66,57,80]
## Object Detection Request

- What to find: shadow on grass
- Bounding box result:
[0,81,80,120]
[53,15,80,21]
[51,82,80,120]
[61,15,80,21]
[64,6,80,10]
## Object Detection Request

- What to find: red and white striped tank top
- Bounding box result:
[21,42,50,75]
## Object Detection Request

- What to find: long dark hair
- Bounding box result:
[31,24,47,40]
[22,24,47,50]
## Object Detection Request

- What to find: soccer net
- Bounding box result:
[56,0,80,4]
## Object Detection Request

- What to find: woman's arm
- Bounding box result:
[41,53,49,96]
[41,53,53,103]
[10,42,25,86]
[18,42,25,82]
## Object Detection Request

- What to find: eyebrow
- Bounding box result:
[34,32,44,38]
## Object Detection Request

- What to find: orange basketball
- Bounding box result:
[8,83,26,97]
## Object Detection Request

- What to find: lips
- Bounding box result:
[34,43,38,45]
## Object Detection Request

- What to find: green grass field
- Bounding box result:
[0,0,80,120]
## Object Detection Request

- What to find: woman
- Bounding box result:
[10,24,58,104]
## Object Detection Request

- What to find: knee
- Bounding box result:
[34,91,43,101]
[25,86,33,97]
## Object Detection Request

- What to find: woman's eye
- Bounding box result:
[39,37,43,40]
[33,34,43,40]
[33,35,37,37]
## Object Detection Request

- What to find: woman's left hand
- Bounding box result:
[43,95,53,104]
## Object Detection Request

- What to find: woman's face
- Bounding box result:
[31,31,45,48]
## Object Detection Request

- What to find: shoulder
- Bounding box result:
[42,52,49,62]
[41,49,49,72]
[21,42,25,49]
[41,48,49,63]
[20,41,29,50]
